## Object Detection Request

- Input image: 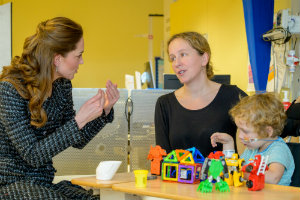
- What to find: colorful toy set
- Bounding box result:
[147,146,268,193]
[197,151,230,192]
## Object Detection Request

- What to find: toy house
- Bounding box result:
[161,147,205,184]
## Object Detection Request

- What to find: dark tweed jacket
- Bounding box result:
[0,78,113,186]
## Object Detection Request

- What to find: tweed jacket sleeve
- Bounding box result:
[0,80,113,168]
[59,79,114,149]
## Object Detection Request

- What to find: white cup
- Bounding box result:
[96,161,122,180]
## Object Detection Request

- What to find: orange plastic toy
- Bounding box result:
[147,145,167,175]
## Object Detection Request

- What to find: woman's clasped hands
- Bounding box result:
[75,80,119,129]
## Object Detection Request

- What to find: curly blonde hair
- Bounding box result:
[0,17,83,128]
[229,93,286,138]
[167,31,214,79]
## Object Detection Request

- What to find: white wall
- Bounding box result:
[291,0,300,99]
[0,2,11,72]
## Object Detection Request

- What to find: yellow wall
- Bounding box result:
[169,0,248,92]
[2,0,163,88]
[169,0,291,93]
[1,0,291,90]
[274,0,291,12]
[0,0,11,4]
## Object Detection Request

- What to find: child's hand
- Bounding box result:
[295,96,300,103]
[211,132,234,150]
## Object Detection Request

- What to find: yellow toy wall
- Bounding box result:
[2,0,163,88]
[169,0,291,93]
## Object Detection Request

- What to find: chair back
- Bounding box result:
[287,142,300,187]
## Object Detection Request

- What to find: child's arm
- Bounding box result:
[210,132,235,150]
[265,162,285,184]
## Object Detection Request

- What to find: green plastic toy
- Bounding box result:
[197,158,230,193]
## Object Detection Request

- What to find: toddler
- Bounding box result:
[211,93,295,185]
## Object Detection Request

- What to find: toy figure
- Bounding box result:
[242,154,269,191]
[225,153,245,187]
[147,145,167,175]
[198,152,230,193]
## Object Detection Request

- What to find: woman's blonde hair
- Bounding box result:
[167,31,214,79]
[229,93,286,137]
[0,17,83,128]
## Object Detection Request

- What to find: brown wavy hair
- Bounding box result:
[167,31,214,79]
[229,93,286,137]
[0,17,83,128]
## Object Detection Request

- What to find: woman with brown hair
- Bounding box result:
[155,32,247,157]
[0,17,119,199]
